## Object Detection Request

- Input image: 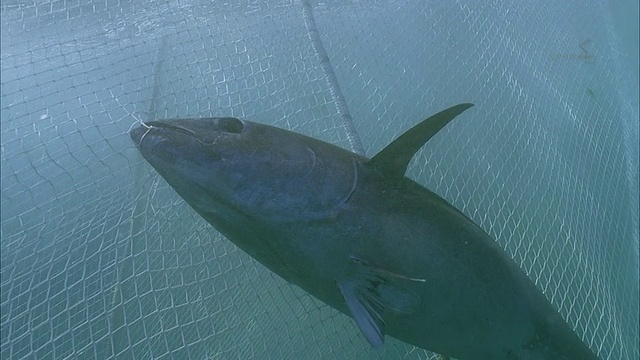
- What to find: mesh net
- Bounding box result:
[1,1,638,359]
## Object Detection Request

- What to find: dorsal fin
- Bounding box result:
[368,103,474,180]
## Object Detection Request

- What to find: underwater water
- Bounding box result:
[1,1,638,359]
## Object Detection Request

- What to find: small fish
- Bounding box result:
[552,39,594,62]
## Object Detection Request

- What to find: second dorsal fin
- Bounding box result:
[367,103,474,180]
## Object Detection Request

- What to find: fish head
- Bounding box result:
[130,117,358,224]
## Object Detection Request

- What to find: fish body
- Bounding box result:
[130,104,598,359]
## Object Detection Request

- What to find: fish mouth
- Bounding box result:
[130,125,147,146]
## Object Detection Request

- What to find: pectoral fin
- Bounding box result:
[337,256,422,349]
[337,279,386,349]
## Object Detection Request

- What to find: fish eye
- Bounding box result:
[218,117,244,134]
